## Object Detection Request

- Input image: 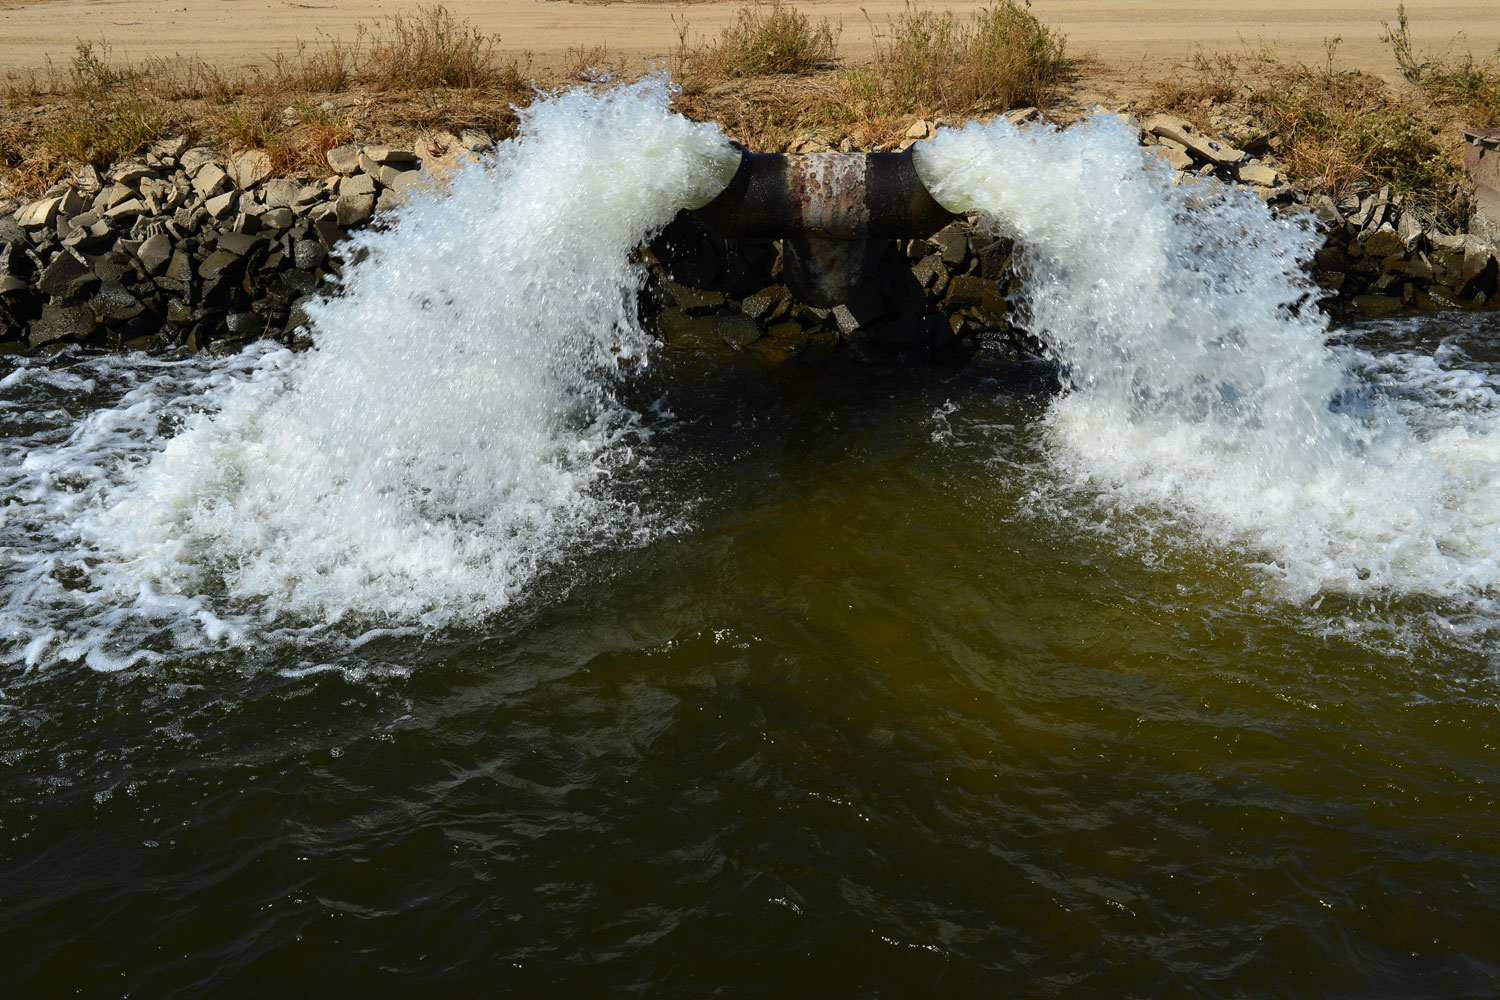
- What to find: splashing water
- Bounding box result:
[1,77,739,672]
[915,116,1500,611]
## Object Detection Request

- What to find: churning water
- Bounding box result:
[2,78,740,672]
[915,116,1500,639]
[3,82,1499,996]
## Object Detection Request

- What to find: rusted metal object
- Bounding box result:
[690,148,957,307]
[1463,128,1500,234]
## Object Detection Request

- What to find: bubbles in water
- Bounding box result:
[915,116,1500,613]
[1,76,739,673]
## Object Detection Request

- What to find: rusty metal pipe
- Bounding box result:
[691,148,957,242]
[686,148,958,308]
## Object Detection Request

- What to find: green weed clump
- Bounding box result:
[845,1,1067,118]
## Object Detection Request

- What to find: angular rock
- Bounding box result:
[339,173,378,199]
[1357,226,1403,259]
[91,282,145,322]
[227,150,273,189]
[179,147,221,178]
[1144,115,1245,167]
[326,144,362,176]
[259,207,296,230]
[740,284,789,322]
[16,197,63,229]
[262,177,303,209]
[216,231,266,257]
[1396,210,1424,252]
[74,164,103,193]
[334,193,375,229]
[204,191,238,221]
[104,198,146,221]
[1236,161,1281,187]
[193,164,231,200]
[359,145,420,175]
[136,232,174,276]
[376,163,418,188]
[1152,139,1194,171]
[37,249,99,298]
[150,135,189,160]
[933,223,969,267]
[30,302,96,346]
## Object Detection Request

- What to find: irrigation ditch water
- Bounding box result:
[2,79,1499,995]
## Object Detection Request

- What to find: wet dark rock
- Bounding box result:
[91,282,145,322]
[292,239,326,270]
[136,233,173,276]
[37,249,98,299]
[30,302,96,346]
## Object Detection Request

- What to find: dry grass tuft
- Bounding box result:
[692,1,839,78]
[844,1,1067,119]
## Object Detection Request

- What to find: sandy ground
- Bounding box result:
[0,0,1497,83]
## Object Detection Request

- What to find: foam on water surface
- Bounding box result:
[914,117,1500,619]
[0,77,739,673]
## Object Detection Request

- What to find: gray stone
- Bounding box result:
[933,223,969,266]
[335,193,375,228]
[359,144,419,171]
[16,197,63,229]
[156,249,194,293]
[260,207,296,229]
[663,279,724,311]
[0,274,28,296]
[719,313,762,348]
[740,284,789,321]
[91,282,144,321]
[74,164,102,193]
[912,254,947,289]
[1397,210,1424,252]
[193,164,231,200]
[108,164,154,187]
[292,239,326,270]
[262,177,303,209]
[1152,139,1194,171]
[1236,161,1281,187]
[0,240,34,277]
[30,302,95,346]
[179,147,221,178]
[150,135,189,160]
[36,249,98,298]
[326,144,362,176]
[104,198,146,220]
[459,129,491,151]
[313,215,347,248]
[227,150,273,189]
[339,173,378,199]
[136,232,173,276]
[1145,115,1246,166]
[1357,226,1403,259]
[377,163,418,187]
[216,231,266,257]
[205,191,238,220]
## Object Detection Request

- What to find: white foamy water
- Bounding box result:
[1,77,739,672]
[915,116,1500,614]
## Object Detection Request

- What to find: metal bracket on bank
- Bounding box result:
[689,147,958,308]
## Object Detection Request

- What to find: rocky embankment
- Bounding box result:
[1,112,1496,359]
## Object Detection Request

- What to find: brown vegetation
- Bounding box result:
[1,0,1494,227]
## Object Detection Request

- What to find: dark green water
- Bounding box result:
[2,326,1499,997]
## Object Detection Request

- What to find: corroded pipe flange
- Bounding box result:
[688,148,958,308]
[691,148,957,241]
